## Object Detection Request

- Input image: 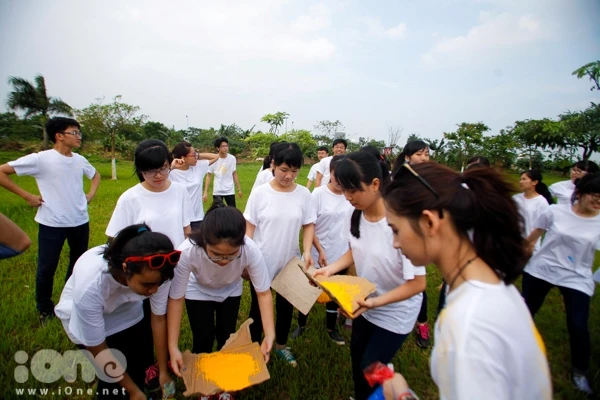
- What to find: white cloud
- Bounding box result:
[362,17,407,39]
[291,3,331,32]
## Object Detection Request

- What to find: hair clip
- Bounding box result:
[137,226,148,233]
[461,183,470,190]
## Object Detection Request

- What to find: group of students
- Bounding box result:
[0,117,599,400]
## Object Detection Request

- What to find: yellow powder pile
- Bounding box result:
[320,281,361,315]
[196,352,260,391]
[316,291,331,304]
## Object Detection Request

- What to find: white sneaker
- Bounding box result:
[573,373,593,395]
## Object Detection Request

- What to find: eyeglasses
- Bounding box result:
[401,162,439,198]
[141,166,170,177]
[124,250,181,269]
[588,193,600,201]
[571,168,585,174]
[61,130,82,138]
[186,152,199,159]
[207,246,242,262]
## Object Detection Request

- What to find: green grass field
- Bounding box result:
[0,152,598,399]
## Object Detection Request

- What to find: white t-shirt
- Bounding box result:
[525,204,600,296]
[316,156,333,186]
[307,163,320,181]
[208,154,237,195]
[310,185,353,265]
[170,237,271,302]
[431,280,552,400]
[169,161,210,221]
[512,193,550,252]
[54,246,171,346]
[244,183,317,280]
[8,150,96,227]
[343,211,425,334]
[549,180,574,206]
[106,182,192,248]
[251,168,274,193]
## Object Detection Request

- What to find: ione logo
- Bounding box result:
[14,349,127,384]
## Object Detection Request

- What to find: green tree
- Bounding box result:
[281,129,317,159]
[77,95,147,179]
[245,132,279,159]
[572,61,600,91]
[314,120,344,139]
[558,104,600,160]
[6,74,73,149]
[443,122,489,170]
[405,133,422,145]
[261,112,289,134]
[0,112,42,141]
[480,129,519,168]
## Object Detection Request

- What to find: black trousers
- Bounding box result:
[417,291,428,323]
[249,286,293,346]
[297,301,338,331]
[213,194,236,208]
[186,296,242,353]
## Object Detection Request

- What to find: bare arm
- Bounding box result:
[256,290,275,362]
[233,171,243,198]
[86,341,144,398]
[302,223,315,267]
[86,171,101,204]
[199,153,219,166]
[314,249,354,276]
[306,180,314,190]
[315,172,323,188]
[184,225,191,238]
[0,213,31,254]
[150,312,171,388]
[246,221,256,239]
[0,163,43,207]
[313,232,327,267]
[203,173,212,202]
[362,276,426,309]
[525,228,545,255]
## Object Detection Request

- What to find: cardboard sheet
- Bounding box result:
[300,266,377,318]
[181,319,270,396]
[270,257,323,315]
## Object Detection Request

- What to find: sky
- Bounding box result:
[0,0,599,145]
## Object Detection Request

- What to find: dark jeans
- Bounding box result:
[249,286,293,346]
[298,301,338,331]
[77,317,153,399]
[522,272,591,372]
[186,296,242,353]
[37,222,89,314]
[213,194,236,208]
[417,291,428,323]
[190,220,202,231]
[351,316,409,400]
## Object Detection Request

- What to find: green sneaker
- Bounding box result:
[274,347,297,367]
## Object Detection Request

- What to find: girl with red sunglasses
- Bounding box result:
[55,224,178,400]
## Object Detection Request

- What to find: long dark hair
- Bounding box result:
[172,141,193,159]
[393,140,429,173]
[572,173,600,205]
[103,224,176,282]
[134,139,172,182]
[522,170,553,205]
[335,152,390,238]
[188,201,246,248]
[382,163,526,284]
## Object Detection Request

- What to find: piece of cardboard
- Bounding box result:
[270,257,323,315]
[180,319,270,396]
[300,266,377,318]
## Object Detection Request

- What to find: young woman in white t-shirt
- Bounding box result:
[379,162,552,400]
[55,224,178,400]
[251,142,279,193]
[244,142,316,367]
[170,141,218,230]
[549,160,599,205]
[313,152,426,400]
[523,173,600,395]
[513,170,553,252]
[167,202,275,386]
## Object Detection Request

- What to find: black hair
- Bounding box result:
[317,146,329,153]
[335,151,390,238]
[332,138,348,149]
[467,156,491,168]
[188,200,246,248]
[573,160,599,174]
[382,163,526,284]
[103,224,176,283]
[262,141,281,170]
[172,141,192,159]
[134,139,172,182]
[214,137,229,148]
[329,154,345,174]
[46,117,80,143]
[572,173,600,205]
[522,170,553,205]
[272,142,303,169]
[392,140,429,173]
[361,145,391,171]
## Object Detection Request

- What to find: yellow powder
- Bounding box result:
[320,281,361,315]
[196,352,260,391]
[316,291,331,304]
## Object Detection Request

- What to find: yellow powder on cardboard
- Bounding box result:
[196,352,260,391]
[316,291,331,304]
[320,281,361,314]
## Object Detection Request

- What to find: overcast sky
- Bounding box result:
[0,0,599,144]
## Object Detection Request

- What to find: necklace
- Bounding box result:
[448,256,478,290]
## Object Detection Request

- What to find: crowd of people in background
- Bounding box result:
[1,116,599,399]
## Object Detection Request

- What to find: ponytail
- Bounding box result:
[523,170,553,205]
[188,200,246,248]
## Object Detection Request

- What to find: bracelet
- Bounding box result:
[397,389,419,400]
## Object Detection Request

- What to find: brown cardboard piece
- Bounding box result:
[300,266,377,318]
[180,319,270,397]
[270,256,323,315]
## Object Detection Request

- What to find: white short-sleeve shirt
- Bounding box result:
[513,193,550,252]
[170,237,271,302]
[169,161,210,221]
[316,156,333,186]
[431,280,552,400]
[54,246,171,346]
[251,168,274,193]
[549,180,575,206]
[244,183,317,279]
[525,204,600,296]
[106,182,192,248]
[342,211,425,334]
[8,150,96,227]
[307,163,320,181]
[208,154,237,195]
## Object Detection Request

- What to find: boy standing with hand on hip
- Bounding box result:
[203,137,242,207]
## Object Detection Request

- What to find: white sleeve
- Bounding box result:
[181,189,193,227]
[341,209,352,242]
[246,241,271,292]
[548,183,558,196]
[232,156,237,172]
[244,190,260,226]
[80,156,97,179]
[207,162,215,174]
[532,206,553,230]
[307,165,318,180]
[169,247,193,300]
[149,281,170,315]
[302,191,318,225]
[8,153,40,177]
[316,158,326,175]
[105,195,133,238]
[71,289,107,346]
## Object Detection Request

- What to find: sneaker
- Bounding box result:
[291,325,306,340]
[199,396,213,400]
[344,318,353,330]
[218,393,234,400]
[39,312,55,326]
[327,329,345,345]
[274,347,298,367]
[415,322,430,348]
[145,363,160,393]
[573,373,594,395]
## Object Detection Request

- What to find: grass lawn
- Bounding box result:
[0,152,598,399]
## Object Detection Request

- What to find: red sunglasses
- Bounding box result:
[124,250,181,269]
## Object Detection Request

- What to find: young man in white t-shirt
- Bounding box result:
[306,146,329,190]
[0,117,100,323]
[315,138,347,187]
[203,137,243,208]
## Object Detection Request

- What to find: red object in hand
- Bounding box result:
[364,362,395,387]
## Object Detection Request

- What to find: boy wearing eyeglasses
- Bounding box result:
[0,117,100,324]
